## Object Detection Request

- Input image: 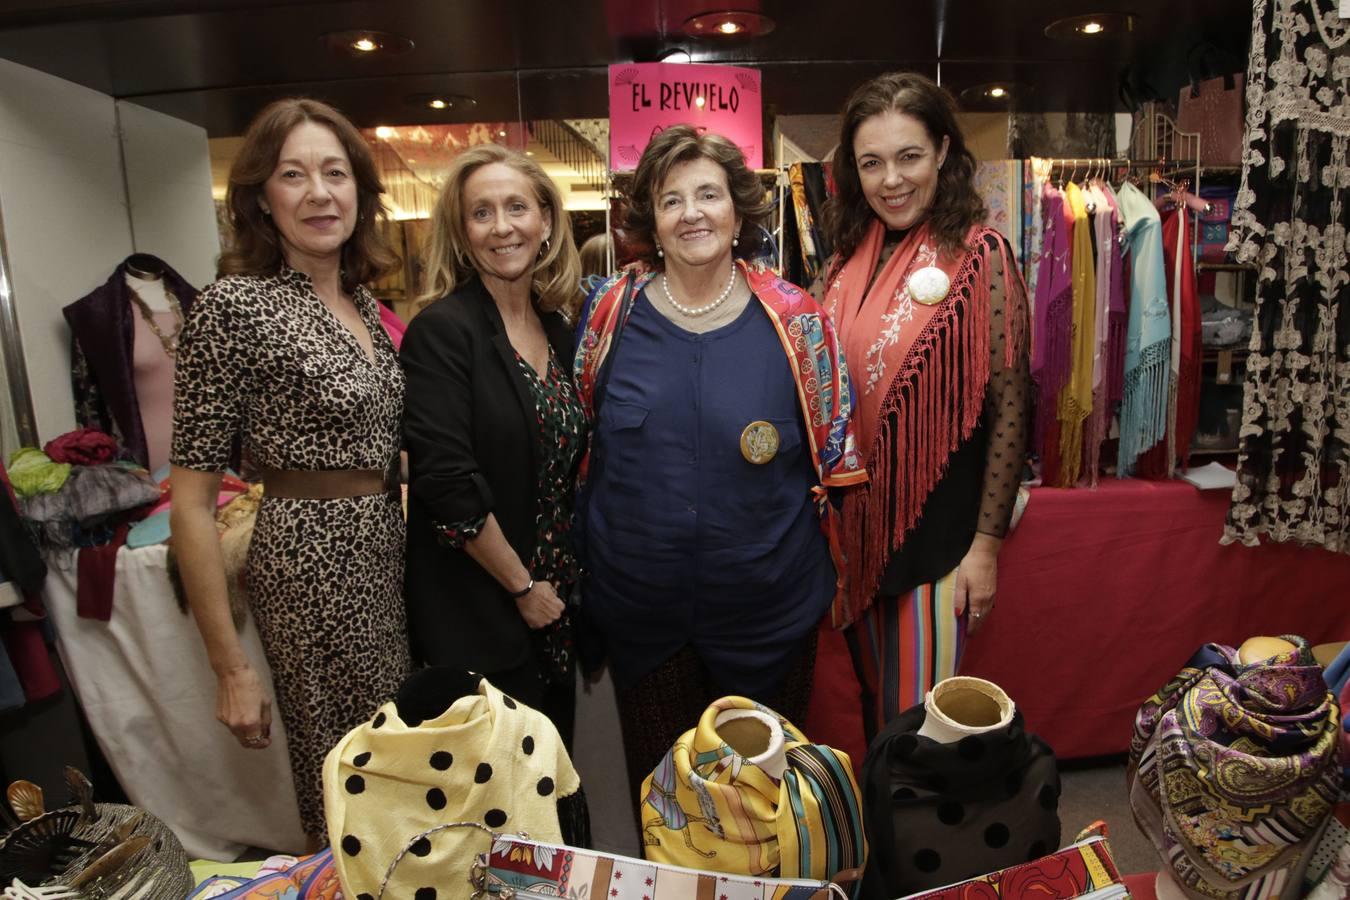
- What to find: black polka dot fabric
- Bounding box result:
[859,699,1061,897]
[322,676,584,900]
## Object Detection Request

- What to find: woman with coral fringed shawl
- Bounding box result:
[818,72,1031,741]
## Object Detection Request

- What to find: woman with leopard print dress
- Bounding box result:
[170,98,411,844]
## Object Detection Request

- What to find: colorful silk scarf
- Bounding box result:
[640,696,866,892]
[823,219,1026,625]
[1128,636,1342,900]
[482,835,833,900]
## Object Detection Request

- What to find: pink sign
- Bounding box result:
[608,62,763,171]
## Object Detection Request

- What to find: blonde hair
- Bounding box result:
[418,145,579,312]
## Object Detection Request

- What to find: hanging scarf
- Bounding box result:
[1136,206,1201,480]
[324,676,582,900]
[1100,183,1129,413]
[1053,182,1097,487]
[790,163,823,285]
[1128,636,1342,900]
[823,219,1026,626]
[1083,183,1126,486]
[1031,186,1072,468]
[640,696,866,890]
[1115,180,1172,477]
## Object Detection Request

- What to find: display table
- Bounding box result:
[806,478,1350,767]
[43,546,306,859]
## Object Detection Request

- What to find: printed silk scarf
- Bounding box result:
[640,696,867,891]
[1128,636,1342,900]
[823,219,1026,624]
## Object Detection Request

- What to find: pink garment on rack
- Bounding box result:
[1032,184,1072,464]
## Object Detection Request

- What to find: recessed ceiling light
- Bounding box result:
[959,82,1027,107]
[321,30,415,57]
[682,10,776,39]
[405,93,477,112]
[375,126,394,139]
[1044,13,1132,39]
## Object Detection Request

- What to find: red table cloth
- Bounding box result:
[806,478,1350,766]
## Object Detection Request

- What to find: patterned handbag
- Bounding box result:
[894,834,1127,900]
[473,834,842,900]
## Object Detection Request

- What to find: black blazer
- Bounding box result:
[401,276,577,674]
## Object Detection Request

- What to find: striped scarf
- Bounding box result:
[640,696,867,893]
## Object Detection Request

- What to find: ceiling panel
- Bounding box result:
[0,0,1252,136]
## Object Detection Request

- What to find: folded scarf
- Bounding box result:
[1128,636,1342,900]
[324,670,584,900]
[7,448,70,499]
[641,696,866,891]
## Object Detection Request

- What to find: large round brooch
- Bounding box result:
[740,421,780,464]
[908,266,951,306]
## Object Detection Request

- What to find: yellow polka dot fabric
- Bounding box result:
[323,678,580,900]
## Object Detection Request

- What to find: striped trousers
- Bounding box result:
[844,566,966,742]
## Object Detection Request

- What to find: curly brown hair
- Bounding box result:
[623,125,772,267]
[218,98,398,291]
[824,72,985,267]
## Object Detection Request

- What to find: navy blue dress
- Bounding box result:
[578,288,834,697]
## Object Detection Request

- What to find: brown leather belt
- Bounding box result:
[262,463,399,499]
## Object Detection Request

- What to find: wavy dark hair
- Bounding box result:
[218,98,398,291]
[824,72,984,267]
[623,125,772,267]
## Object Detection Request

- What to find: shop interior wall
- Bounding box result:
[0,58,218,446]
[0,57,218,798]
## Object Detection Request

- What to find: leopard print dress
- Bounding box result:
[172,266,411,838]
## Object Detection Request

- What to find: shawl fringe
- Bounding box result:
[835,230,1024,627]
[1117,339,1170,475]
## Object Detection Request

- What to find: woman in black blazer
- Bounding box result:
[401,145,583,743]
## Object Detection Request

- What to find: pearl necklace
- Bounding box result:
[661,263,738,317]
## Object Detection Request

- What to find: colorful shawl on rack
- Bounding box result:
[789,163,831,286]
[1128,637,1342,900]
[640,696,866,891]
[1053,182,1097,487]
[1115,181,1172,477]
[1032,185,1072,463]
[1135,206,1201,479]
[1084,183,1127,485]
[823,220,1025,624]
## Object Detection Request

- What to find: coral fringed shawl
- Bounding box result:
[824,220,1027,627]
